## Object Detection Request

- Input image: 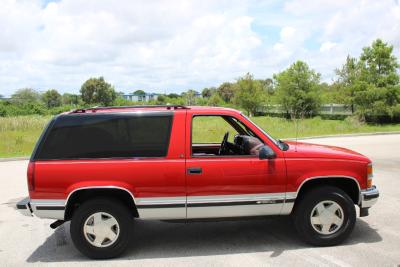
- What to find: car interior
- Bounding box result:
[191,115,264,157]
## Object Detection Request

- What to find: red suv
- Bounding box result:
[17,105,379,259]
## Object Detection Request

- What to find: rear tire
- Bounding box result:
[293,186,356,246]
[70,197,133,259]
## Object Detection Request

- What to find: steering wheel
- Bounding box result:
[218,132,229,155]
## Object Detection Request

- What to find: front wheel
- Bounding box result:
[70,197,133,259]
[293,186,356,246]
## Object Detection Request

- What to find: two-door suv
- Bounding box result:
[17,105,379,259]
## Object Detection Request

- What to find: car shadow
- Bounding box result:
[26,216,382,263]
[27,217,382,263]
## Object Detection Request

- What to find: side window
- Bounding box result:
[125,116,173,157]
[191,115,263,157]
[192,116,238,144]
[35,114,172,160]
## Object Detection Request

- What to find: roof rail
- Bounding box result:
[71,105,189,113]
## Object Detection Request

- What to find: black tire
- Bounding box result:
[70,197,133,259]
[293,186,356,246]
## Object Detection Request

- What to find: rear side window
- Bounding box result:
[34,113,173,160]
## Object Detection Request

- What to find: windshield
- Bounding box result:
[240,113,287,150]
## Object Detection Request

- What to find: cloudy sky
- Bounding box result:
[0,0,399,96]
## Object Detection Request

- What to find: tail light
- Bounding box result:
[27,161,35,191]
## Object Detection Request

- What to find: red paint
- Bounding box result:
[28,106,371,201]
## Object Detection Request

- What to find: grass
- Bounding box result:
[0,116,51,158]
[1,115,400,158]
[251,116,400,139]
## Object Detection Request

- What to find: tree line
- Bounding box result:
[1,39,399,123]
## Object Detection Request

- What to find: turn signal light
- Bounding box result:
[367,163,373,188]
[367,163,373,178]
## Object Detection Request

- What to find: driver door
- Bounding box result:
[185,113,287,219]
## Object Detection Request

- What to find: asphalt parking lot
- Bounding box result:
[1,134,399,266]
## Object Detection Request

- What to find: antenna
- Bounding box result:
[294,111,298,152]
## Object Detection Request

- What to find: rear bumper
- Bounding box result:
[360,185,379,208]
[16,197,65,220]
[16,197,33,217]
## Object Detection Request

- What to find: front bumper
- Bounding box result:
[16,197,33,217]
[360,185,379,208]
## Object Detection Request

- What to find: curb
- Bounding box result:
[0,157,29,162]
[0,131,400,162]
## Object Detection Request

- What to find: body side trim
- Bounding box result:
[30,199,66,206]
[36,206,65,210]
[187,200,285,207]
[137,203,185,209]
[187,193,287,218]
[187,192,286,203]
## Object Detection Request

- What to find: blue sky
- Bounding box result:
[0,0,399,96]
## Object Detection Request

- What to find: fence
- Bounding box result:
[260,104,353,116]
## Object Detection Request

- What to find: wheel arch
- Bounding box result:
[64,186,139,221]
[295,176,361,206]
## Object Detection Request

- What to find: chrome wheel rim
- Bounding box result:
[83,212,120,247]
[310,200,344,235]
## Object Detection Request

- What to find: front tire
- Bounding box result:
[293,186,356,246]
[70,197,133,259]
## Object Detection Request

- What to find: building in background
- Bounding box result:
[122,92,161,102]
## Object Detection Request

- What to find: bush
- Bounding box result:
[0,101,78,117]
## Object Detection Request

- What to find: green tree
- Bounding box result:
[157,95,166,104]
[11,88,41,104]
[201,87,217,98]
[207,93,224,106]
[217,82,237,103]
[183,89,199,105]
[360,39,399,87]
[62,93,80,105]
[259,78,274,93]
[166,95,185,105]
[133,90,145,95]
[42,89,62,108]
[336,39,400,122]
[167,93,180,99]
[80,77,116,106]
[274,61,321,118]
[335,56,361,113]
[234,73,266,116]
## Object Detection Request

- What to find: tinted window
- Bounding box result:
[35,113,172,160]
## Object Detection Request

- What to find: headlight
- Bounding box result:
[367,163,373,188]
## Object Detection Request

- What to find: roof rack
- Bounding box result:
[71,105,189,113]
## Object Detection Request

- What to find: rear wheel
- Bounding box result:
[293,186,356,246]
[70,197,133,259]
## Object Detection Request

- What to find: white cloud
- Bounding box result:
[320,42,337,52]
[0,0,399,96]
[280,26,296,42]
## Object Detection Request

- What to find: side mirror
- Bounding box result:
[259,145,276,160]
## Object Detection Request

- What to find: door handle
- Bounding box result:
[187,167,202,174]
